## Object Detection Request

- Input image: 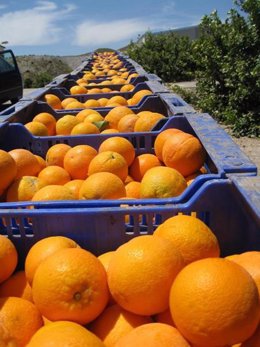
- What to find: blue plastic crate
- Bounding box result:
[0,177,259,265]
[0,94,183,125]
[46,79,169,95]
[5,93,192,124]
[0,113,256,209]
[73,60,135,74]
[64,74,148,87]
[20,82,156,105]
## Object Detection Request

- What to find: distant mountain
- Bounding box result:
[16,54,89,88]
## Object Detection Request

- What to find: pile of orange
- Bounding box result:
[40,53,152,109]
[24,106,167,136]
[42,87,153,110]
[0,212,259,346]
[0,129,206,203]
[1,51,258,346]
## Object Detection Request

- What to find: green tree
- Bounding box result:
[194,0,260,136]
[127,31,195,82]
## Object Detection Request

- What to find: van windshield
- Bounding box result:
[0,51,16,73]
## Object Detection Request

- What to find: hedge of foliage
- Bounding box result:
[126,0,259,136]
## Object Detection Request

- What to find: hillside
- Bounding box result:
[16,54,89,88]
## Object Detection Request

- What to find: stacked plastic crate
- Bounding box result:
[0,50,259,265]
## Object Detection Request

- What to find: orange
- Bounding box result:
[32,112,57,136]
[88,151,128,182]
[0,270,33,302]
[101,128,119,134]
[45,143,71,167]
[115,323,191,347]
[61,97,77,109]
[240,324,260,346]
[119,72,130,79]
[131,89,153,105]
[117,114,139,133]
[44,94,62,109]
[101,87,112,93]
[154,128,183,161]
[105,102,122,107]
[125,181,141,199]
[34,154,46,171]
[32,185,75,201]
[98,251,114,272]
[27,320,105,347]
[227,251,260,298]
[185,170,202,186]
[25,236,79,286]
[106,95,128,106]
[83,72,95,80]
[89,304,152,347]
[126,73,139,83]
[79,172,126,200]
[120,84,134,92]
[6,175,45,202]
[98,136,135,166]
[98,97,109,107]
[9,148,41,179]
[134,111,165,132]
[0,149,17,193]
[64,179,84,199]
[169,258,260,346]
[0,296,43,346]
[107,69,118,77]
[129,153,162,182]
[84,113,104,123]
[98,251,116,305]
[32,248,109,324]
[75,108,101,122]
[104,106,134,129]
[0,235,18,284]
[140,166,187,198]
[65,100,85,109]
[55,115,80,135]
[24,121,49,136]
[154,214,220,264]
[162,132,206,177]
[107,235,184,315]
[42,315,52,325]
[63,145,97,180]
[84,99,101,108]
[154,308,175,326]
[111,77,127,85]
[124,174,134,184]
[70,85,88,95]
[38,165,71,185]
[71,121,100,135]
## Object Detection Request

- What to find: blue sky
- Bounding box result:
[0,0,236,56]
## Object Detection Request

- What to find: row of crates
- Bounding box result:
[0,50,259,263]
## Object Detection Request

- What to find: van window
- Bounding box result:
[0,51,16,73]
